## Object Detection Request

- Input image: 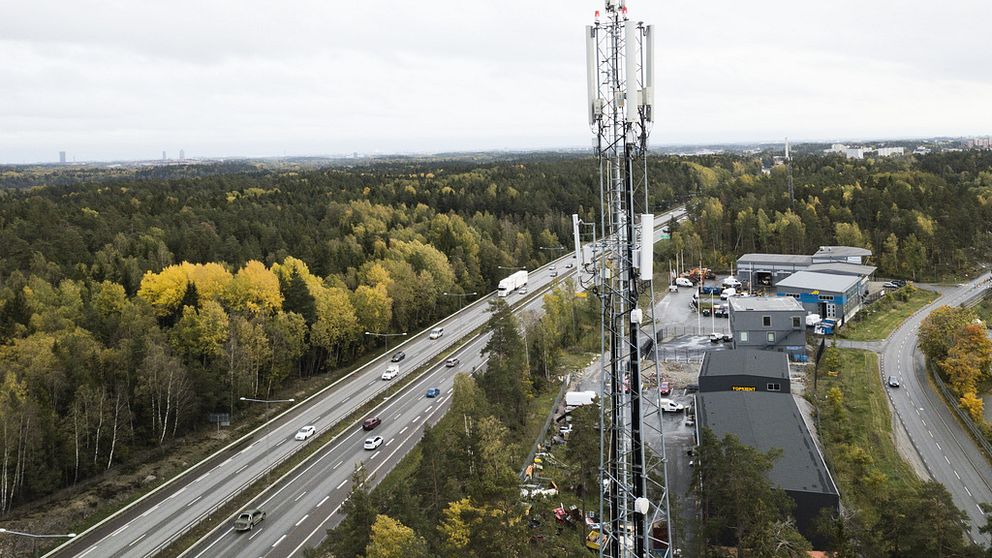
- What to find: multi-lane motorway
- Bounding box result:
[882,273,992,544]
[48,208,685,558]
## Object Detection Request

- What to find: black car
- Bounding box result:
[391,351,405,362]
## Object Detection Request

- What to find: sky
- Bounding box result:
[1,0,991,163]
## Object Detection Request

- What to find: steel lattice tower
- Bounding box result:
[584,2,672,556]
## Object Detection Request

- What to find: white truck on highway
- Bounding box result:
[497,270,528,297]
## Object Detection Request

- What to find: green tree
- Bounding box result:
[919,306,978,362]
[326,465,379,558]
[477,299,530,429]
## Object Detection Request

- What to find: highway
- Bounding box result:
[881,273,992,544]
[48,207,685,558]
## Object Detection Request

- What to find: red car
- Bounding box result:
[659,381,671,396]
[362,417,382,431]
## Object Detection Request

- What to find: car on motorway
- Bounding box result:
[550,271,558,278]
[445,357,460,368]
[294,425,316,440]
[382,364,399,380]
[364,435,384,450]
[391,351,406,362]
[659,381,671,395]
[234,509,266,531]
[362,416,382,430]
[565,262,574,269]
[426,387,441,398]
[429,327,444,339]
[519,286,528,295]
[549,265,556,271]
[887,376,900,388]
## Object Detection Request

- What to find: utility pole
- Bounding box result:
[586,2,672,556]
[786,136,795,207]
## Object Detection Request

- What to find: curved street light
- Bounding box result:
[0,527,76,556]
[364,331,408,353]
[240,397,296,481]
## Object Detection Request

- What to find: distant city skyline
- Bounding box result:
[2,0,991,164]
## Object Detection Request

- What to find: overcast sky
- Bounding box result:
[2,0,990,163]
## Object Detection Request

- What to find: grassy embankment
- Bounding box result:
[813,349,921,512]
[839,287,939,341]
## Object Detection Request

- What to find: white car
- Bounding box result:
[549,265,556,270]
[363,436,384,450]
[295,425,316,441]
[519,287,528,295]
[429,327,444,339]
[382,364,399,380]
[659,398,685,413]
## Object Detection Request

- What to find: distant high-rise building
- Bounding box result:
[59,151,66,164]
[179,149,185,161]
[162,150,167,161]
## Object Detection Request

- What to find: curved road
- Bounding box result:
[47,208,685,558]
[882,273,992,544]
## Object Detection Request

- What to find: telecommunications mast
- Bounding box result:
[585,2,672,557]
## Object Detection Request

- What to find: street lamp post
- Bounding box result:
[364,331,408,353]
[239,396,295,482]
[0,527,76,557]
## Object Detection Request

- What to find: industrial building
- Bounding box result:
[811,245,871,265]
[775,271,864,323]
[737,245,872,288]
[696,390,840,543]
[728,297,806,358]
[698,349,791,394]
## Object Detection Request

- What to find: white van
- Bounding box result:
[675,277,693,288]
[722,276,742,288]
[720,287,736,300]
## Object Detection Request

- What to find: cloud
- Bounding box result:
[1,0,990,162]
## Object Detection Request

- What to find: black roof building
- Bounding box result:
[698,349,790,394]
[697,391,839,543]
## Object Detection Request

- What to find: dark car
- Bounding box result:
[722,333,733,343]
[391,351,406,362]
[426,387,441,398]
[685,383,699,393]
[362,416,382,430]
[234,509,265,531]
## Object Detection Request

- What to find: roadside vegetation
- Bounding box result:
[310,289,599,558]
[919,306,992,426]
[838,285,938,341]
[812,347,983,556]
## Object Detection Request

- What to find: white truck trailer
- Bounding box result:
[497,270,528,297]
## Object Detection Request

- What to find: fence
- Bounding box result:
[519,375,571,479]
[930,367,992,460]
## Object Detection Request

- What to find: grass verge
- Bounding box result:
[839,287,938,341]
[813,348,920,512]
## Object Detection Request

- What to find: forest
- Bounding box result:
[0,149,990,516]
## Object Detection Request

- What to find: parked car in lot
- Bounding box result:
[883,281,900,289]
[429,327,444,339]
[668,284,678,293]
[234,509,266,531]
[426,387,441,398]
[887,376,900,388]
[722,333,733,343]
[685,383,699,393]
[391,351,405,362]
[709,332,723,343]
[445,357,460,368]
[381,364,399,380]
[364,436,384,450]
[659,381,671,395]
[675,277,694,288]
[294,425,316,440]
[362,416,382,430]
[659,398,685,412]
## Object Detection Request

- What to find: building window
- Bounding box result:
[740,331,749,342]
[818,294,834,301]
[766,332,775,343]
[792,316,802,329]
[767,383,781,392]
[762,316,771,327]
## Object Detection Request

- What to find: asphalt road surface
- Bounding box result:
[49,208,685,558]
[881,274,992,544]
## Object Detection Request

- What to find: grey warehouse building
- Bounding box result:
[698,349,791,394]
[696,391,840,543]
[737,245,873,288]
[775,271,865,324]
[729,297,807,359]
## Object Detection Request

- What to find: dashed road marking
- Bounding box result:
[413,415,421,423]
[187,495,202,507]
[294,491,307,502]
[249,528,264,541]
[336,480,347,490]
[399,426,408,435]
[77,547,97,558]
[296,514,309,527]
[140,504,159,518]
[386,438,394,446]
[955,470,961,480]
[944,455,951,464]
[333,460,343,470]
[128,534,146,547]
[272,534,287,548]
[317,495,330,507]
[235,464,249,475]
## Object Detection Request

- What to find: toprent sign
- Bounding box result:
[731,386,756,392]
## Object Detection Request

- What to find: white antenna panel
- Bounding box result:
[586,26,600,125]
[624,24,638,123]
[639,214,654,281]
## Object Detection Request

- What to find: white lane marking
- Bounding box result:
[317,495,330,507]
[76,546,97,558]
[936,443,941,451]
[128,534,146,547]
[173,486,187,498]
[955,470,961,480]
[295,514,309,527]
[221,457,232,467]
[929,430,934,438]
[333,460,343,470]
[447,387,453,394]
[110,523,129,537]
[921,419,926,427]
[413,415,421,423]
[275,439,287,447]
[295,490,307,502]
[272,534,287,548]
[331,503,342,515]
[249,527,264,541]
[399,426,408,435]
[241,443,255,454]
[336,480,348,490]
[426,405,434,412]
[944,455,951,464]
[980,504,985,513]
[394,413,402,419]
[235,464,249,475]
[140,504,159,518]
[194,472,209,483]
[370,450,381,460]
[187,495,203,507]
[386,438,394,446]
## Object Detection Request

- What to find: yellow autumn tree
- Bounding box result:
[353,284,392,335]
[183,262,233,302]
[364,515,428,558]
[960,392,985,423]
[137,265,190,317]
[224,260,283,315]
